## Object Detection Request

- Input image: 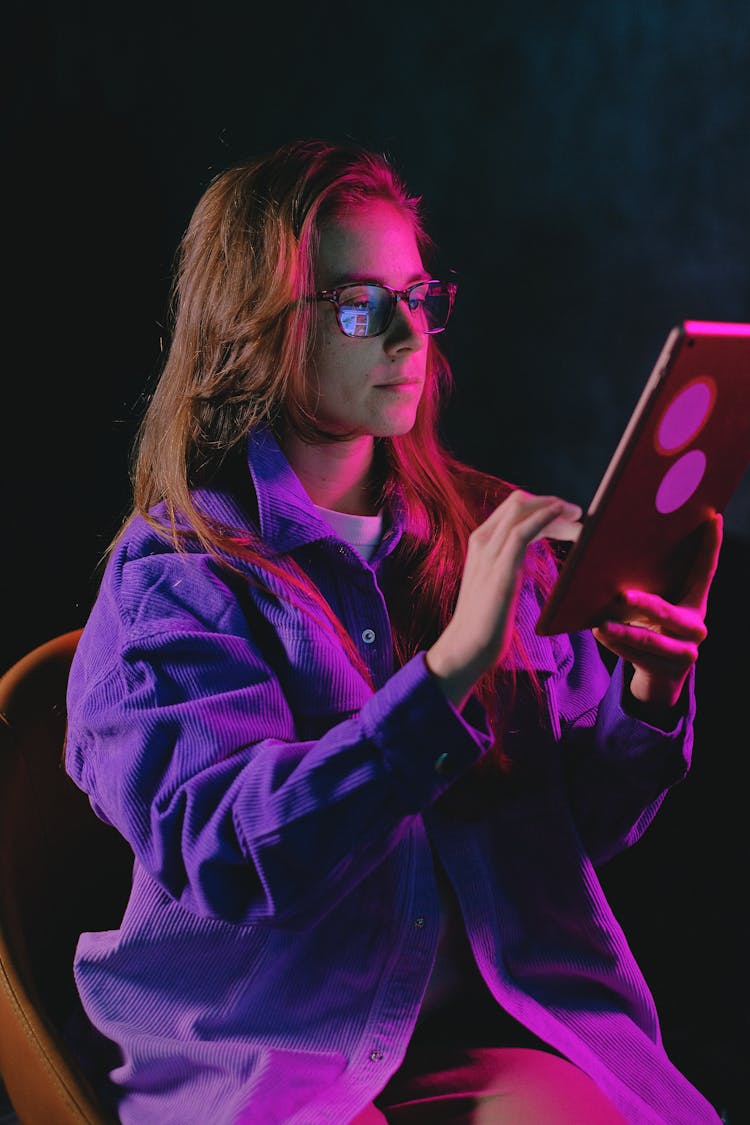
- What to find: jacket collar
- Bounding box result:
[245,426,404,559]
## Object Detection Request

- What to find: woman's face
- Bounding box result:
[308,199,429,439]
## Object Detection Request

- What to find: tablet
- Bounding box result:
[535,320,750,636]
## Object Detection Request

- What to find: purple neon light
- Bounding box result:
[655,449,707,514]
[683,320,750,336]
[656,379,715,453]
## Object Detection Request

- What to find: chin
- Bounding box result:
[372,413,419,438]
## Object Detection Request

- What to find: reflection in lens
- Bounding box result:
[335,281,454,336]
[424,283,451,332]
[406,283,430,332]
[339,285,387,337]
[340,307,373,336]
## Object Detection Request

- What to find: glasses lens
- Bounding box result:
[412,281,455,334]
[337,285,390,337]
[334,281,456,337]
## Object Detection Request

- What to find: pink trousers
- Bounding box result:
[349,1045,629,1124]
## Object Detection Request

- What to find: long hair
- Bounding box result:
[121,139,556,803]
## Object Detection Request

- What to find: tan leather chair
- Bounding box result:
[0,630,133,1124]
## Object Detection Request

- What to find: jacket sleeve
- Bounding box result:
[552,626,695,866]
[65,548,493,928]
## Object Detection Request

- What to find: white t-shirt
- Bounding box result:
[312,505,384,563]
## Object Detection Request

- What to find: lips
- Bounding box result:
[374,378,423,388]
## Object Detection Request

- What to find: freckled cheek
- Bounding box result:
[305,338,342,402]
[313,359,369,410]
[319,336,375,382]
[314,333,360,372]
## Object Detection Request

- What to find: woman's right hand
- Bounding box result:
[425,490,583,709]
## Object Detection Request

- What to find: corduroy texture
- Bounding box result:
[63,427,720,1125]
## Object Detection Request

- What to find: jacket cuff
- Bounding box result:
[598,659,695,775]
[359,652,493,811]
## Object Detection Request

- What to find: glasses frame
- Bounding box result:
[314,279,457,338]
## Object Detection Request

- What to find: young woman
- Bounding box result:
[64,139,723,1124]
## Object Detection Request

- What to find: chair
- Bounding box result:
[0,630,134,1124]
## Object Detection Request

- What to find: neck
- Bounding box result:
[280,430,380,515]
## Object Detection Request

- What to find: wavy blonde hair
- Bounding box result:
[122,139,555,806]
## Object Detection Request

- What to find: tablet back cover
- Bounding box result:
[536,321,750,636]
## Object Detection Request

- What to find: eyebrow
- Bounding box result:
[329,271,432,289]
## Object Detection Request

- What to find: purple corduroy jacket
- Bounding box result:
[64,427,721,1125]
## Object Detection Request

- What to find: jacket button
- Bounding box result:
[361,628,376,644]
[434,752,451,775]
[369,1048,384,1062]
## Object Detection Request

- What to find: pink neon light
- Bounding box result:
[655,377,716,454]
[683,320,750,336]
[655,449,707,514]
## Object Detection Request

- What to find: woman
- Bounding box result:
[65,139,723,1124]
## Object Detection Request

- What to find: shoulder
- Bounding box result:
[97,505,253,641]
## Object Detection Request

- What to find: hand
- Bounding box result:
[426,490,583,708]
[592,513,724,710]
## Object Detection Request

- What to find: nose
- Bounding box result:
[382,297,426,356]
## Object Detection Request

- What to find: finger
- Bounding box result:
[533,514,583,543]
[613,590,708,642]
[477,490,582,538]
[485,500,582,563]
[595,619,692,655]
[680,513,723,613]
[482,498,582,554]
[593,621,698,670]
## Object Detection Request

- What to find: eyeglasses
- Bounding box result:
[314,279,457,338]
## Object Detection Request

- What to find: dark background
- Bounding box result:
[6,2,749,1121]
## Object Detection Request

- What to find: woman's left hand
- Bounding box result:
[592,513,724,710]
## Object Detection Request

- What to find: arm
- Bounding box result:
[65,549,492,930]
[425,493,722,866]
[554,629,696,865]
[592,512,723,711]
[563,512,723,862]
